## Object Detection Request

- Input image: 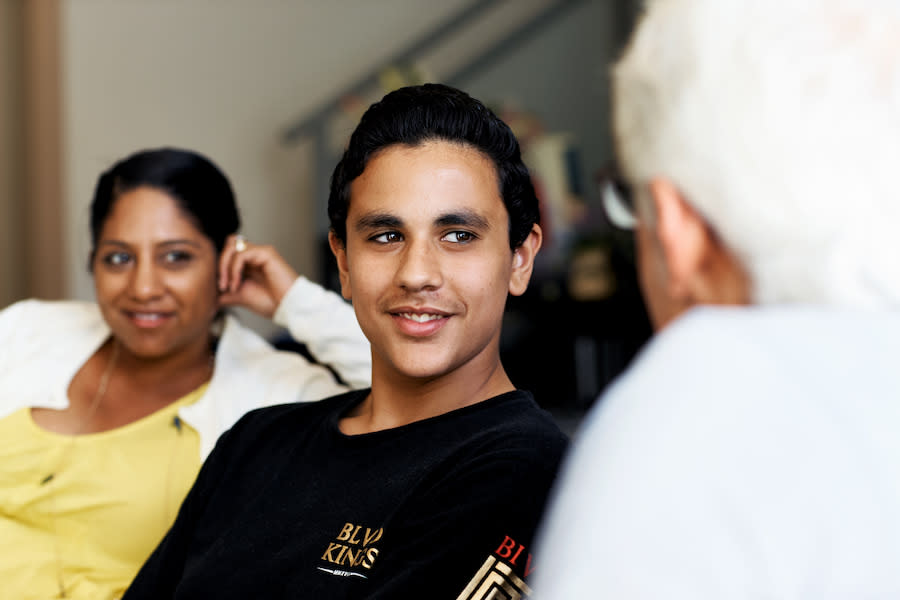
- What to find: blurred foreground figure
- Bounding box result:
[534,0,900,597]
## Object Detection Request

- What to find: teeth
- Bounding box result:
[400,312,443,323]
[133,313,163,320]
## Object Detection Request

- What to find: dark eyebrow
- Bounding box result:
[97,239,205,249]
[355,213,404,232]
[97,240,130,248]
[435,210,490,231]
[353,209,491,232]
[157,240,205,248]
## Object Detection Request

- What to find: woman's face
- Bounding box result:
[92,186,220,361]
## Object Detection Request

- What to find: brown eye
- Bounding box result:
[371,231,403,244]
[102,252,132,267]
[442,231,476,243]
[163,250,193,263]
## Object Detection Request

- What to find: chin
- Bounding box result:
[117,337,176,361]
[399,366,450,381]
[387,356,457,382]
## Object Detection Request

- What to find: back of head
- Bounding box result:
[614,0,900,307]
[89,147,240,256]
[328,83,539,249]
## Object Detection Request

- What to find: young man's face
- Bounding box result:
[330,140,540,384]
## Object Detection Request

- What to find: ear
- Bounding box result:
[649,178,748,305]
[648,178,721,303]
[509,224,543,297]
[328,231,352,301]
[649,178,709,301]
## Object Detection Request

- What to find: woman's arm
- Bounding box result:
[216,234,370,389]
[271,277,370,389]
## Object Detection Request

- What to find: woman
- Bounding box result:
[0,147,370,599]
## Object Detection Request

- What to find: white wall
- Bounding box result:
[60,0,623,318]
[60,0,476,301]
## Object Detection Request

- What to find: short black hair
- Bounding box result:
[89,147,241,262]
[327,83,539,249]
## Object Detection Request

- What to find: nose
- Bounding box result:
[394,239,443,292]
[128,258,164,301]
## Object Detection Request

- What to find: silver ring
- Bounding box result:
[234,235,248,252]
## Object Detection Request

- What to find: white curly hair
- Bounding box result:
[614,0,900,307]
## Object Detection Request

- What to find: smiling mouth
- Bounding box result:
[397,312,446,323]
[125,311,174,327]
[127,311,170,319]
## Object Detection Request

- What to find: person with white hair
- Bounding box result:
[532,0,900,596]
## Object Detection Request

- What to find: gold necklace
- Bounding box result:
[41,340,119,485]
[41,340,119,598]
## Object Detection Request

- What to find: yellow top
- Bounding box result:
[0,385,206,600]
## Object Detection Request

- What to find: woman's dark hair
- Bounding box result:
[89,147,241,261]
[328,83,539,249]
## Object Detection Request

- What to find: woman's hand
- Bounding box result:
[218,234,299,319]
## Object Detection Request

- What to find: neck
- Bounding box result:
[113,337,214,389]
[341,354,514,435]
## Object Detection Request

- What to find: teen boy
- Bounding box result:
[124,84,567,599]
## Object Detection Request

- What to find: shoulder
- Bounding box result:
[488,392,568,463]
[194,390,364,484]
[1,299,102,329]
[214,389,365,454]
[425,392,569,493]
[604,305,900,421]
[237,388,362,429]
[0,299,106,350]
[535,308,900,597]
[601,306,797,415]
[217,312,279,357]
[212,312,313,389]
[584,308,772,448]
[458,391,566,453]
[560,308,785,504]
[531,311,766,597]
[566,305,900,509]
[215,312,333,380]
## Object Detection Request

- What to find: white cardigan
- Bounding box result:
[0,276,371,459]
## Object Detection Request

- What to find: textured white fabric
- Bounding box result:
[0,276,370,460]
[533,306,900,598]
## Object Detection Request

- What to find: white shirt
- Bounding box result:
[0,276,371,459]
[533,306,900,599]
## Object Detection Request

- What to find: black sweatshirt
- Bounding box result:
[123,388,568,599]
